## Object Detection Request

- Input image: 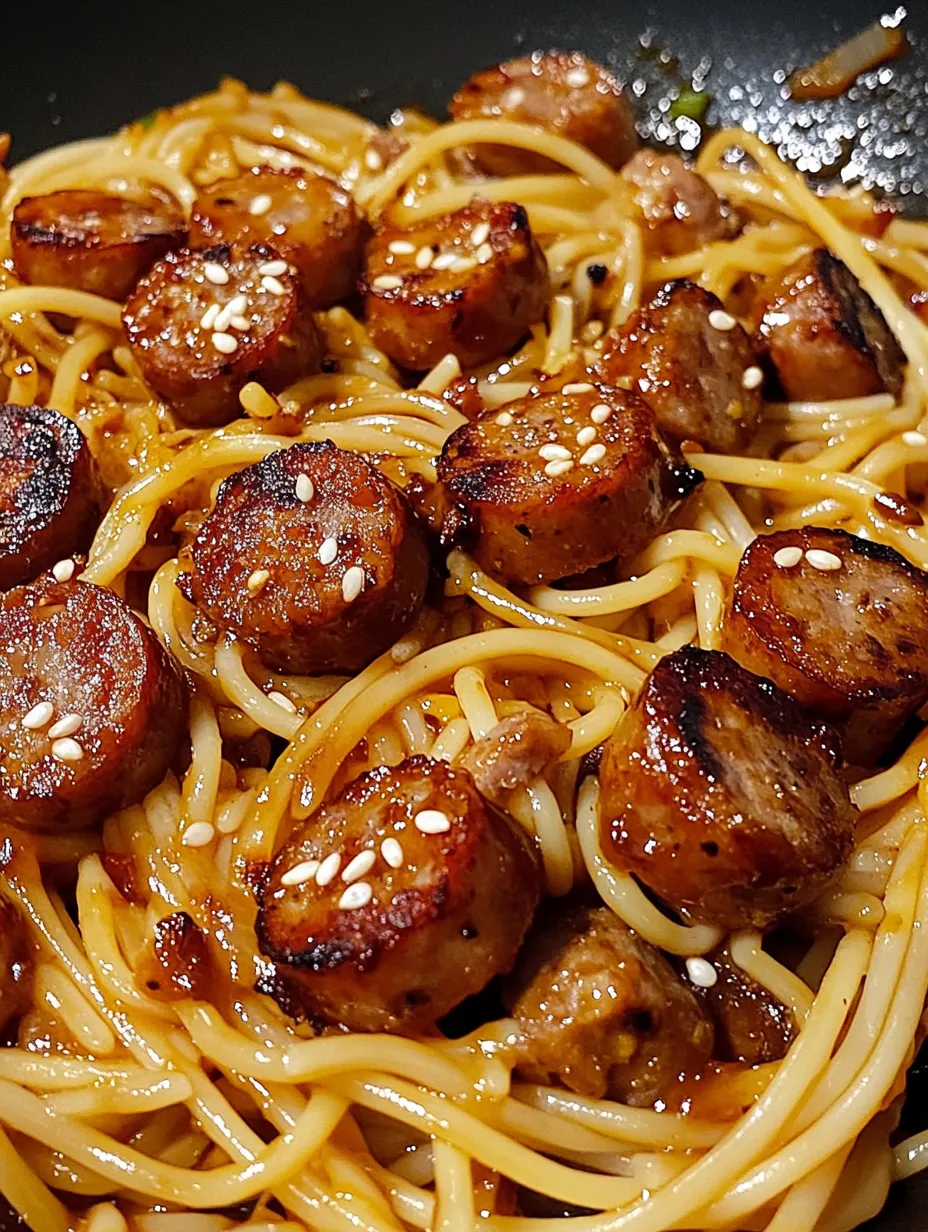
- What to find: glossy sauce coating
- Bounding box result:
[697,947,795,1065]
[0,897,32,1032]
[620,151,736,255]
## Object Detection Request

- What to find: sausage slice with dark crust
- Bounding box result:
[722,527,928,766]
[459,710,571,804]
[11,190,185,301]
[362,200,550,371]
[449,52,638,175]
[0,404,104,591]
[189,167,365,309]
[183,441,429,675]
[257,755,541,1033]
[597,280,764,453]
[696,947,795,1065]
[620,150,736,255]
[123,243,323,426]
[599,646,857,930]
[0,576,187,830]
[436,384,702,585]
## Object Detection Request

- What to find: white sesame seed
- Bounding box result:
[773,546,803,569]
[450,257,476,273]
[249,193,273,216]
[268,690,297,713]
[431,252,458,271]
[258,260,288,277]
[199,303,220,330]
[415,809,451,834]
[685,956,718,988]
[389,239,416,255]
[590,403,612,424]
[21,701,54,731]
[373,274,403,290]
[496,411,514,426]
[539,443,572,461]
[391,639,419,663]
[742,366,764,390]
[48,713,82,739]
[544,458,574,478]
[475,243,494,265]
[281,859,320,887]
[566,67,591,87]
[295,473,314,503]
[364,148,383,172]
[52,559,75,583]
[563,382,594,394]
[580,443,607,466]
[470,221,491,247]
[315,852,342,886]
[576,425,597,447]
[318,537,338,566]
[805,548,842,572]
[708,309,737,331]
[247,568,270,592]
[204,262,229,285]
[223,293,248,319]
[338,881,374,910]
[342,849,376,883]
[415,246,434,270]
[211,332,239,355]
[182,821,215,848]
[381,837,404,868]
[903,431,928,446]
[342,565,365,604]
[229,315,251,332]
[501,86,526,108]
[260,275,286,296]
[51,737,84,762]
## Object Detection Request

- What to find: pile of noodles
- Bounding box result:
[2,74,928,1232]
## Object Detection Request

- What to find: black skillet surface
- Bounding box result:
[3,1,928,1228]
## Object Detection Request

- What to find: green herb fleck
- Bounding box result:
[669,88,711,121]
[136,110,158,131]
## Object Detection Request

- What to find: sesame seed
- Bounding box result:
[229,315,251,332]
[591,404,612,424]
[685,956,718,988]
[315,853,342,886]
[182,821,214,848]
[563,382,594,394]
[451,257,476,273]
[258,260,288,277]
[742,366,764,390]
[268,690,297,713]
[318,537,338,566]
[52,559,75,583]
[211,332,238,355]
[539,443,572,462]
[415,809,451,834]
[51,738,83,762]
[199,303,220,330]
[501,86,526,108]
[21,701,54,731]
[708,309,737,331]
[281,859,320,887]
[48,713,82,739]
[545,459,574,478]
[566,67,591,87]
[381,837,404,868]
[496,411,514,426]
[576,425,597,447]
[431,253,458,271]
[342,849,376,883]
[249,193,273,216]
[805,548,842,572]
[475,243,494,265]
[391,639,419,663]
[246,568,270,592]
[773,546,803,569]
[204,262,229,285]
[295,473,314,503]
[903,431,928,446]
[261,275,286,296]
[338,881,373,910]
[415,246,434,270]
[373,274,403,290]
[225,294,249,320]
[364,148,383,172]
[342,565,365,603]
[580,443,607,466]
[470,221,491,247]
[389,239,416,255]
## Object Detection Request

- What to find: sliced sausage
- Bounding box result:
[596,280,764,453]
[362,200,550,371]
[599,646,857,930]
[459,710,571,804]
[256,755,541,1033]
[11,190,185,302]
[449,52,638,176]
[0,404,104,591]
[183,441,429,675]
[695,947,795,1065]
[0,575,187,830]
[189,167,365,310]
[123,243,323,427]
[620,150,735,255]
[0,898,32,1032]
[753,248,906,402]
[503,900,714,1105]
[722,527,928,766]
[436,384,703,585]
[136,912,215,1003]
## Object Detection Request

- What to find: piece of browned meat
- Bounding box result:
[362,200,550,371]
[504,901,714,1105]
[753,249,906,402]
[599,646,857,930]
[436,384,702,585]
[723,527,928,766]
[183,441,429,674]
[11,190,185,301]
[597,281,764,453]
[449,52,638,176]
[459,711,571,804]
[696,947,795,1065]
[620,150,735,255]
[0,404,104,591]
[123,243,323,426]
[0,575,187,830]
[137,912,215,1003]
[257,755,541,1033]
[0,898,32,1032]
[189,167,365,310]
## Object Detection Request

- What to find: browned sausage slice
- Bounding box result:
[11,190,185,301]
[599,646,857,930]
[449,52,638,176]
[0,404,104,591]
[620,150,735,255]
[257,755,541,1033]
[596,280,764,453]
[183,441,429,675]
[459,710,571,804]
[362,200,550,371]
[436,384,702,585]
[189,167,365,309]
[0,575,187,830]
[696,947,795,1065]
[123,243,323,426]
[722,527,928,765]
[753,248,906,402]
[503,900,714,1105]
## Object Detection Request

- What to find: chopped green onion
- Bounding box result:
[136,110,158,130]
[669,88,711,121]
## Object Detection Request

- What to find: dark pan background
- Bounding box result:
[3,0,928,1228]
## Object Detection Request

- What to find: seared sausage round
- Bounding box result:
[0,404,104,591]
[0,898,32,1032]
[362,200,550,371]
[11,190,185,302]
[696,947,794,1066]
[436,384,703,585]
[0,576,187,830]
[620,150,734,255]
[123,243,323,426]
[183,441,429,675]
[723,527,928,766]
[449,52,638,176]
[504,901,714,1105]
[599,646,857,930]
[753,248,906,402]
[459,710,571,805]
[596,280,764,453]
[257,755,541,1033]
[189,167,365,310]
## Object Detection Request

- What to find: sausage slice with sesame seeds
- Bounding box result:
[0,575,187,830]
[599,646,857,930]
[753,248,906,402]
[436,384,703,585]
[362,200,550,371]
[449,52,638,176]
[0,403,105,591]
[123,243,323,426]
[722,527,928,766]
[189,167,365,309]
[11,190,185,302]
[182,441,429,675]
[620,150,736,255]
[596,281,764,453]
[257,754,541,1033]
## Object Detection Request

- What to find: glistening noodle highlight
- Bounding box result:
[1,69,928,1232]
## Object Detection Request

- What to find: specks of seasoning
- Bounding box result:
[576,425,597,447]
[496,411,514,426]
[364,148,384,172]
[544,458,574,478]
[566,66,591,87]
[203,262,229,285]
[48,713,82,739]
[579,443,607,466]
[431,253,458,271]
[21,701,54,731]
[261,275,286,296]
[246,568,270,592]
[373,274,403,290]
[586,263,608,285]
[381,837,404,868]
[741,366,764,390]
[281,859,320,887]
[318,537,338,566]
[200,303,220,331]
[475,243,494,265]
[342,850,377,883]
[708,309,737,331]
[773,546,803,568]
[562,382,594,394]
[52,559,75,583]
[590,403,612,424]
[315,852,342,886]
[342,565,365,604]
[51,737,84,763]
[295,473,314,503]
[338,881,373,910]
[268,690,297,714]
[389,239,416,255]
[182,821,215,848]
[415,809,451,834]
[258,260,288,278]
[249,193,273,216]
[211,332,239,355]
[903,431,928,447]
[805,548,842,572]
[539,443,572,462]
[685,956,718,988]
[470,221,490,247]
[415,246,434,270]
